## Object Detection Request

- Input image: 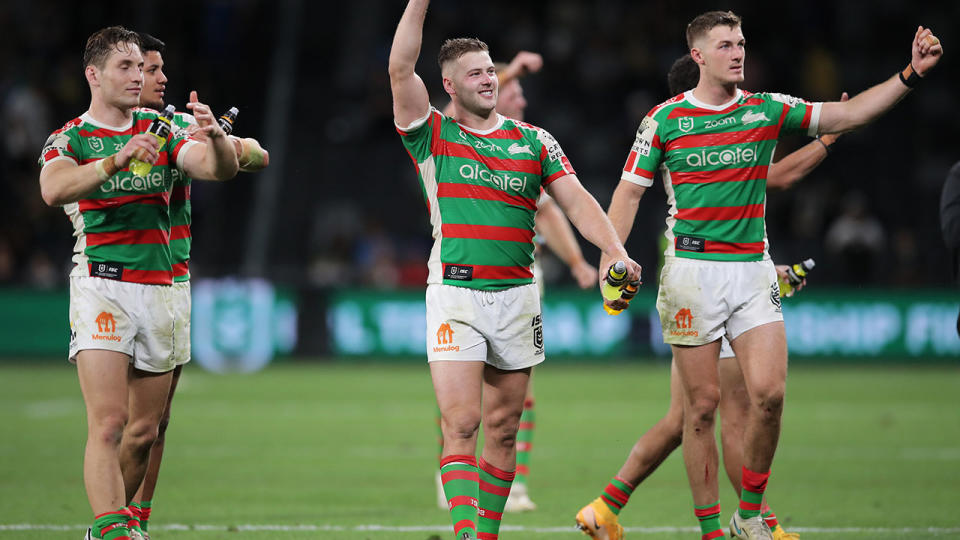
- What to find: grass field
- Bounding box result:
[1,360,959,539]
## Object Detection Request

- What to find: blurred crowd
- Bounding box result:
[2,0,958,289]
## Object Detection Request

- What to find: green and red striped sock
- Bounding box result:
[515,398,534,486]
[477,457,515,540]
[694,501,724,540]
[761,504,781,532]
[125,505,142,536]
[440,454,479,540]
[599,476,635,515]
[738,467,770,519]
[93,508,133,540]
[136,501,152,533]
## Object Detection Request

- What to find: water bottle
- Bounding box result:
[779,258,815,298]
[129,104,176,177]
[604,279,640,315]
[218,107,239,135]
[601,261,628,303]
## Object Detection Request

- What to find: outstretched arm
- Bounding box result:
[389,0,431,127]
[819,26,942,134]
[535,195,595,289]
[767,92,848,190]
[182,91,239,181]
[545,174,641,284]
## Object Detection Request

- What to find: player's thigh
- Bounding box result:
[481,364,531,429]
[131,283,176,373]
[431,360,485,422]
[672,340,723,405]
[76,348,131,423]
[126,365,174,428]
[486,284,545,371]
[656,258,729,346]
[729,321,787,397]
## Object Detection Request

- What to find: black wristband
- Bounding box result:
[815,136,832,154]
[898,63,921,88]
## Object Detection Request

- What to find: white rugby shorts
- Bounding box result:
[425,283,545,370]
[172,280,192,366]
[69,276,176,372]
[656,257,783,347]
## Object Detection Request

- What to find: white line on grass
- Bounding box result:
[3,524,960,534]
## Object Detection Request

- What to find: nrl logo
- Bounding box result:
[678,117,694,133]
[89,137,104,153]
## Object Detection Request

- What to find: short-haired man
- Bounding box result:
[38,25,238,540]
[575,54,848,540]
[601,11,941,540]
[389,2,640,539]
[123,32,269,540]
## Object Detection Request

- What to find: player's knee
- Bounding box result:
[91,411,128,446]
[441,414,481,441]
[687,387,722,421]
[124,418,161,453]
[753,385,785,418]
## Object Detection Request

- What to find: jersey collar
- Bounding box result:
[684,88,743,111]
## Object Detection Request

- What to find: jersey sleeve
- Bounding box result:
[767,93,822,137]
[395,107,442,163]
[621,114,662,187]
[38,127,80,169]
[536,127,575,186]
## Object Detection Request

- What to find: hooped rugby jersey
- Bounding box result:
[397,108,575,290]
[39,108,197,285]
[168,112,197,283]
[623,89,821,261]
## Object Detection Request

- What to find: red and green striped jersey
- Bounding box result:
[623,89,821,261]
[169,112,197,283]
[38,108,198,285]
[397,108,575,290]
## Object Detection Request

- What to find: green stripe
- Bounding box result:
[611,478,634,495]
[443,277,533,290]
[81,206,169,232]
[438,196,535,227]
[441,237,533,267]
[170,200,191,227]
[478,466,511,537]
[674,251,762,262]
[86,245,171,270]
[673,178,766,209]
[170,237,191,265]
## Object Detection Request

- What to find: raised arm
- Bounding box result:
[535,195,595,289]
[181,91,239,181]
[819,26,942,134]
[544,174,641,283]
[39,134,159,207]
[389,0,431,127]
[767,92,847,190]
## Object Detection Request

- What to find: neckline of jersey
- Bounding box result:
[684,88,744,111]
[458,113,506,136]
[80,111,134,132]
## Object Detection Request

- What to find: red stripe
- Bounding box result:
[624,150,638,172]
[479,480,511,497]
[119,268,173,285]
[170,224,191,241]
[478,533,499,540]
[442,223,533,243]
[670,165,767,186]
[44,149,72,163]
[86,228,169,246]
[703,529,726,540]
[702,240,765,255]
[599,494,622,509]
[437,182,537,211]
[442,470,480,484]
[518,422,534,430]
[516,442,532,452]
[694,503,721,517]
[171,184,190,202]
[478,458,516,482]
[478,507,503,521]
[667,97,766,119]
[604,484,630,505]
[79,192,170,212]
[516,464,529,475]
[173,262,189,278]
[739,501,763,511]
[466,264,533,280]
[800,103,813,129]
[440,454,477,468]
[544,169,572,185]
[742,466,770,492]
[430,111,443,155]
[669,125,779,149]
[625,164,655,180]
[440,142,542,175]
[453,519,476,535]
[675,203,764,222]
[447,495,479,509]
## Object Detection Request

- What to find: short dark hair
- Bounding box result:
[437,37,489,71]
[686,10,742,49]
[83,26,141,70]
[667,54,700,95]
[137,32,165,54]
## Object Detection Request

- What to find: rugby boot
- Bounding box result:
[575,497,624,540]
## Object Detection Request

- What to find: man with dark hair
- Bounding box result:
[576,55,849,540]
[602,11,941,540]
[121,31,269,540]
[39,25,239,540]
[389,2,640,538]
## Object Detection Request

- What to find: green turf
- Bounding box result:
[1,360,958,539]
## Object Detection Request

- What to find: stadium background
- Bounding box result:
[1,0,959,538]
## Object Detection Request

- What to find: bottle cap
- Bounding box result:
[162,104,176,117]
[802,258,816,270]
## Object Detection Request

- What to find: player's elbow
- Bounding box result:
[39,179,67,207]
